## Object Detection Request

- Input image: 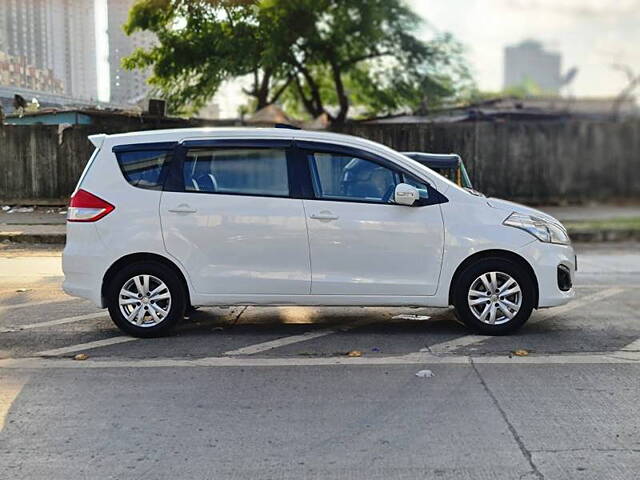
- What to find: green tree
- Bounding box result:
[123,0,469,125]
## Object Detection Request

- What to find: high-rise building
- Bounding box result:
[108,0,154,104]
[504,40,562,94]
[0,0,97,100]
[0,50,64,93]
[0,0,52,71]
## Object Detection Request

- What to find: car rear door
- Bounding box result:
[159,139,311,297]
[297,141,445,296]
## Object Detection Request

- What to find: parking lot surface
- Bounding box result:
[1,243,639,479]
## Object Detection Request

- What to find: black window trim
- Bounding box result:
[293,140,448,207]
[168,138,299,199]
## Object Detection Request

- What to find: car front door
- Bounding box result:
[299,142,445,296]
[160,139,311,297]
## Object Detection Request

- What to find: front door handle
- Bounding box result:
[310,211,339,221]
[168,204,197,214]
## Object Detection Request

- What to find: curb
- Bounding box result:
[0,232,66,245]
[568,229,640,243]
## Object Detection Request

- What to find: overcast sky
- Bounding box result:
[98,0,640,112]
[408,0,640,97]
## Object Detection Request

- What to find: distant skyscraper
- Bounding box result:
[108,0,154,104]
[504,40,562,93]
[0,0,53,71]
[0,0,97,100]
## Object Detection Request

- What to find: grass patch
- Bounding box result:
[564,217,640,231]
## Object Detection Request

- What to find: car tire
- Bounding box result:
[106,262,186,338]
[453,257,535,335]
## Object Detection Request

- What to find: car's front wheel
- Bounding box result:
[453,257,536,335]
[106,262,186,337]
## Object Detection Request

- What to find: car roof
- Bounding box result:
[102,127,370,148]
[402,152,461,168]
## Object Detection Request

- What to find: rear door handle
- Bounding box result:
[168,204,197,214]
[310,211,339,221]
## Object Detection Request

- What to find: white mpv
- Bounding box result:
[63,127,576,337]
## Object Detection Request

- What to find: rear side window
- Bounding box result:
[115,149,171,190]
[183,148,289,197]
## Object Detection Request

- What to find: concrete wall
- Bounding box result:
[1,121,639,204]
[341,121,640,204]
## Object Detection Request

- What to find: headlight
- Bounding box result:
[503,212,571,245]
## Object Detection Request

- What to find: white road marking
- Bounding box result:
[224,329,336,355]
[0,376,27,432]
[620,338,640,352]
[429,287,626,353]
[2,350,640,369]
[428,335,488,354]
[36,336,137,357]
[532,287,625,322]
[1,312,107,333]
[0,298,76,313]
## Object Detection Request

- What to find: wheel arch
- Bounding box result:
[448,249,539,308]
[101,252,192,308]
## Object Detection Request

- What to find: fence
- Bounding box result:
[0,125,105,204]
[1,120,639,204]
[342,120,640,204]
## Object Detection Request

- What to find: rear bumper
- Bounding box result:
[517,241,576,308]
[62,223,106,307]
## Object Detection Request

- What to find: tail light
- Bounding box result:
[67,189,115,222]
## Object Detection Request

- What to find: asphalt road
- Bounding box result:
[1,243,639,479]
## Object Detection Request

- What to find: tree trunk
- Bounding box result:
[329,60,349,127]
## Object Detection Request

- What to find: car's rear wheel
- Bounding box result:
[453,257,535,335]
[106,262,186,337]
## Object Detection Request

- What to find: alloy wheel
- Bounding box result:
[118,274,172,327]
[467,271,522,325]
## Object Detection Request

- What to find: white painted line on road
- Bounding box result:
[2,350,640,370]
[428,335,488,354]
[1,312,107,333]
[533,287,625,322]
[620,338,640,352]
[36,336,137,357]
[0,376,27,432]
[0,298,76,313]
[224,329,336,355]
[429,287,626,354]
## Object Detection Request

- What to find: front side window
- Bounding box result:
[183,148,289,196]
[402,174,430,201]
[115,149,170,190]
[308,152,401,203]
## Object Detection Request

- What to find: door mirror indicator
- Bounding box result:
[394,183,419,206]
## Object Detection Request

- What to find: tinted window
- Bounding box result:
[183,148,289,196]
[116,150,170,190]
[308,152,401,203]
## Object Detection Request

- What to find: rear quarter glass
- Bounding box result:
[115,149,172,190]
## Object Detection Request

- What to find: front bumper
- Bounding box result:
[517,241,576,308]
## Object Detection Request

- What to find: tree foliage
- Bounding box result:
[123,0,470,124]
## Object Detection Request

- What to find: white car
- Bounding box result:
[63,127,576,337]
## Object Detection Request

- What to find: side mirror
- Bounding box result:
[394,183,419,206]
